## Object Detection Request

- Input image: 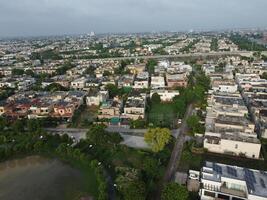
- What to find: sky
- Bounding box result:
[0,0,267,37]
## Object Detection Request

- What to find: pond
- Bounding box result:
[0,156,97,200]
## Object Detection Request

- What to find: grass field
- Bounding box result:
[148,103,178,128]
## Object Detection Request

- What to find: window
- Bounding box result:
[218,194,230,200]
[235,144,238,149]
[204,191,215,197]
[232,197,245,200]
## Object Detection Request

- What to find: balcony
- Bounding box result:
[220,183,246,198]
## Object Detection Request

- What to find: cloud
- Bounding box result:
[0,0,267,37]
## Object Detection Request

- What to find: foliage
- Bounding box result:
[86,124,122,146]
[0,120,107,199]
[230,34,267,51]
[105,84,121,98]
[130,119,146,129]
[161,183,189,200]
[115,167,146,200]
[144,128,171,152]
[151,93,161,104]
[30,49,62,60]
[56,60,74,75]
[146,59,157,74]
[261,72,267,80]
[44,83,68,92]
[0,87,15,101]
[186,115,203,135]
[25,69,35,77]
[12,68,24,76]
[210,38,218,51]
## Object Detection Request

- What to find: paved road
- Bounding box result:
[156,103,194,200]
[87,51,250,61]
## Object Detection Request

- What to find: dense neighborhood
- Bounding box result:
[1,31,267,200]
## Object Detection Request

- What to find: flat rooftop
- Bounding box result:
[202,161,267,198]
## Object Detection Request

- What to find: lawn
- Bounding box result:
[148,103,178,128]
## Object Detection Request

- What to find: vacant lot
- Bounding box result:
[148,103,178,128]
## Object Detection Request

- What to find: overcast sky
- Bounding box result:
[0,0,267,37]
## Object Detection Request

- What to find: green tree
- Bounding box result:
[86,124,107,145]
[161,183,189,200]
[151,93,161,104]
[261,72,267,80]
[12,120,24,133]
[146,59,157,74]
[186,115,201,135]
[105,84,121,98]
[122,181,146,200]
[144,128,171,152]
[44,83,67,92]
[12,68,24,76]
[25,69,35,77]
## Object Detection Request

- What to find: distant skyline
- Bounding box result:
[1,0,267,37]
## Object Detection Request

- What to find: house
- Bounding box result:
[166,73,188,88]
[52,100,77,119]
[204,131,261,159]
[150,89,179,102]
[133,72,149,89]
[86,90,109,106]
[17,77,36,91]
[211,80,238,93]
[126,64,146,74]
[28,101,53,119]
[118,74,135,88]
[71,77,88,90]
[123,94,146,120]
[151,76,165,89]
[98,98,122,119]
[199,161,267,200]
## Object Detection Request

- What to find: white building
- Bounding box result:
[151,76,165,89]
[204,131,261,159]
[150,89,179,102]
[199,161,267,200]
[71,77,88,90]
[134,72,149,89]
[86,90,109,106]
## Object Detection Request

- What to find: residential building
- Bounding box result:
[199,161,267,200]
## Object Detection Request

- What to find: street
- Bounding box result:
[156,103,194,199]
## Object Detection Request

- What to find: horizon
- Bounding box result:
[1,27,267,40]
[1,0,267,38]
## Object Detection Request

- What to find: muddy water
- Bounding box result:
[0,156,93,200]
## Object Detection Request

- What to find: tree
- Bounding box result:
[151,93,161,104]
[25,69,35,77]
[144,128,171,152]
[105,84,121,98]
[12,68,24,76]
[44,83,67,92]
[122,181,146,200]
[86,124,107,145]
[0,117,7,131]
[161,183,189,200]
[12,120,24,133]
[115,167,146,200]
[186,115,201,135]
[143,157,158,179]
[103,70,112,76]
[261,72,267,80]
[146,59,157,74]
